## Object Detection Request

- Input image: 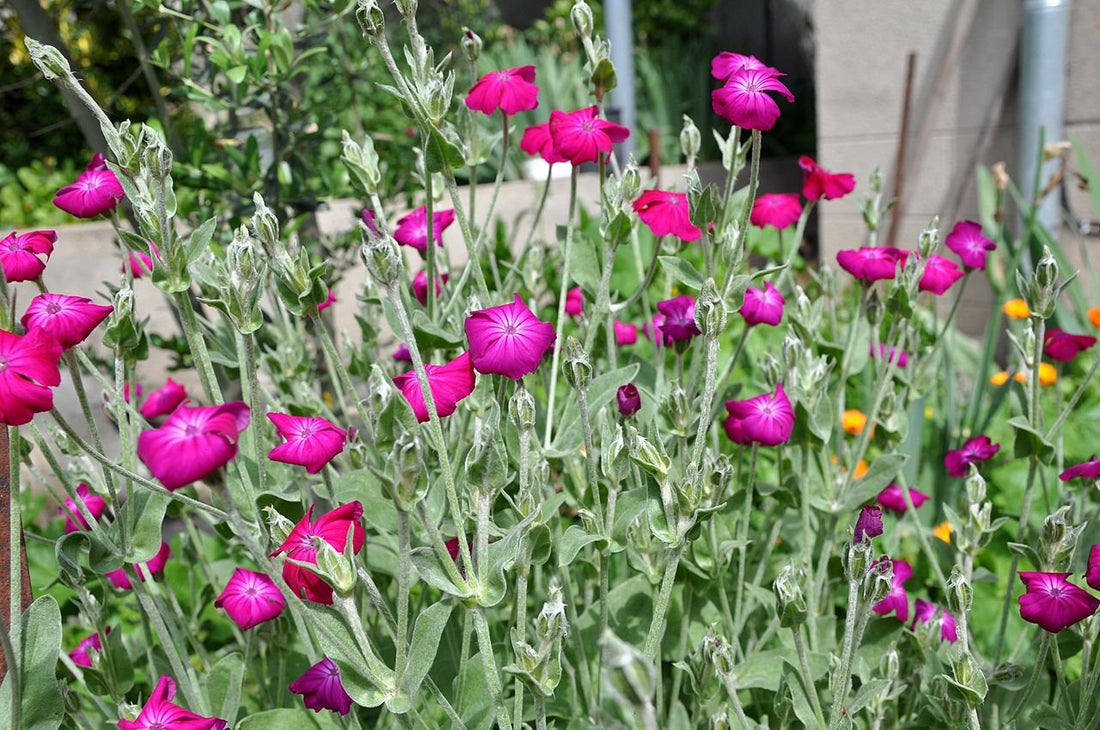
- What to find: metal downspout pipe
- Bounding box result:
[604,0,637,161]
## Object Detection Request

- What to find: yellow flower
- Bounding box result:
[842,409,867,436]
[1002,298,1031,320]
[1038,362,1057,387]
[932,522,954,544]
[990,371,1010,386]
[1089,306,1100,329]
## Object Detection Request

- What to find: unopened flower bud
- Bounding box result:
[694,278,727,338]
[1029,246,1059,318]
[571,1,594,38]
[666,385,690,433]
[710,711,731,730]
[917,218,940,259]
[562,337,592,390]
[314,538,356,596]
[708,454,733,500]
[880,648,899,681]
[394,0,417,18]
[774,565,807,628]
[861,557,893,604]
[628,427,670,478]
[461,28,482,62]
[866,290,883,327]
[701,629,734,676]
[251,193,280,249]
[869,166,884,196]
[947,565,973,614]
[356,0,385,36]
[141,135,173,181]
[760,352,781,391]
[425,74,455,127]
[114,121,145,169]
[720,223,743,267]
[103,285,146,360]
[843,539,873,581]
[964,466,986,505]
[992,162,1010,190]
[680,115,701,167]
[536,582,568,642]
[341,131,382,195]
[509,386,537,432]
[617,384,641,417]
[619,161,641,203]
[265,506,295,545]
[25,38,71,80]
[854,505,883,544]
[361,235,402,287]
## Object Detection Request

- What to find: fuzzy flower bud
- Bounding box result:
[964,466,987,505]
[508,386,537,432]
[114,121,145,169]
[627,426,670,478]
[314,539,356,597]
[774,565,807,628]
[536,583,568,642]
[1029,246,1060,318]
[866,290,883,327]
[666,384,690,434]
[141,135,173,181]
[571,1,594,38]
[102,285,146,361]
[355,0,385,36]
[265,506,296,546]
[782,334,802,373]
[880,648,900,682]
[25,38,71,80]
[361,235,402,287]
[700,629,735,676]
[341,132,382,195]
[917,218,940,259]
[843,539,874,582]
[619,161,641,204]
[461,28,482,62]
[680,115,701,167]
[562,337,592,390]
[694,278,727,338]
[760,352,782,391]
[251,193,280,249]
[946,565,973,614]
[861,557,893,605]
[394,0,417,18]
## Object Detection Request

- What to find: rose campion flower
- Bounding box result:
[836,247,909,282]
[1060,456,1100,482]
[136,402,250,490]
[750,193,801,229]
[870,344,908,368]
[798,156,856,201]
[393,206,455,253]
[1087,545,1100,592]
[614,320,638,346]
[392,343,412,363]
[53,153,125,219]
[617,384,641,417]
[520,122,568,164]
[912,599,958,643]
[125,248,156,279]
[723,383,795,446]
[1043,328,1097,363]
[739,281,785,327]
[393,352,477,423]
[21,293,113,350]
[465,65,539,116]
[271,502,365,605]
[872,558,913,622]
[117,675,228,730]
[106,542,171,590]
[565,286,584,317]
[70,630,107,668]
[59,483,108,533]
[945,220,996,270]
[267,413,347,474]
[0,328,63,426]
[632,189,702,241]
[1018,572,1100,633]
[854,505,883,543]
[918,254,964,295]
[214,568,286,630]
[361,208,379,235]
[139,378,187,420]
[656,295,701,343]
[412,270,448,306]
[0,230,57,282]
[464,294,556,380]
[944,435,1000,477]
[876,484,929,512]
[712,63,794,131]
[290,657,355,715]
[710,52,773,82]
[548,106,630,166]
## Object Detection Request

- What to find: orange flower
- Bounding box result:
[1089,306,1100,329]
[853,460,868,479]
[842,409,867,436]
[1038,362,1057,387]
[1002,298,1030,320]
[990,371,1010,386]
[933,522,954,544]
[1013,371,1028,384]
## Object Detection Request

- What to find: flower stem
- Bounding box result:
[5,427,22,730]
[793,627,827,727]
[543,166,580,449]
[472,606,514,730]
[395,509,411,684]
[174,291,222,404]
[643,546,684,659]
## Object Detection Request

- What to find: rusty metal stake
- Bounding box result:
[0,427,34,680]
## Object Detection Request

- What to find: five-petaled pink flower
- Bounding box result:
[854,505,883,543]
[750,193,802,229]
[214,567,286,630]
[872,558,913,622]
[1018,572,1100,633]
[0,328,63,426]
[548,106,630,166]
[139,378,187,420]
[70,629,108,668]
[945,220,996,270]
[1043,328,1097,363]
[1061,456,1100,482]
[836,247,909,282]
[655,295,701,343]
[267,413,347,474]
[723,383,795,446]
[412,270,448,306]
[565,287,584,317]
[712,63,794,131]
[520,122,568,164]
[944,434,1000,477]
[393,351,477,422]
[876,484,929,513]
[136,402,250,490]
[465,65,539,116]
[633,189,702,241]
[711,52,773,82]
[271,502,365,605]
[59,483,108,533]
[21,293,113,350]
[54,153,125,219]
[290,657,355,715]
[739,281,785,327]
[117,675,228,730]
[0,230,57,282]
[465,294,556,380]
[614,320,638,346]
[870,344,908,368]
[798,156,856,201]
[918,254,964,295]
[393,206,455,253]
[1087,545,1100,592]
[106,542,171,590]
[912,599,958,643]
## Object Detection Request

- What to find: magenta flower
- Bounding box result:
[739,281,785,327]
[0,230,56,282]
[870,344,908,368]
[944,435,1000,477]
[393,343,412,362]
[139,378,187,420]
[836,247,909,282]
[136,402,250,490]
[21,293,113,350]
[361,208,379,235]
[656,295,702,343]
[1087,545,1100,592]
[465,294,556,380]
[316,290,336,312]
[918,254,964,295]
[465,65,539,116]
[520,122,568,164]
[393,206,455,253]
[290,657,354,715]
[53,153,124,219]
[271,502,365,605]
[393,351,477,423]
[876,484,929,512]
[106,542,171,590]
[712,64,794,131]
[872,558,913,622]
[0,328,63,426]
[565,286,584,317]
[799,156,856,201]
[854,505,884,543]
[267,413,347,474]
[617,384,641,417]
[1060,456,1100,482]
[711,52,773,82]
[614,320,638,346]
[412,270,448,306]
[1044,328,1097,363]
[632,189,702,241]
[59,483,108,533]
[945,220,996,270]
[1018,572,1100,633]
[723,383,795,446]
[912,599,958,643]
[125,248,157,279]
[117,675,228,730]
[750,193,802,229]
[214,567,286,630]
[548,106,630,166]
[70,630,107,668]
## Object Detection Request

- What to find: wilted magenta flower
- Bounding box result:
[565,286,584,317]
[1043,328,1097,363]
[106,542,171,590]
[1087,545,1100,591]
[918,255,964,295]
[412,270,448,306]
[271,502,364,605]
[739,281,785,327]
[836,247,909,282]
[617,384,641,417]
[70,629,107,668]
[798,156,856,201]
[1018,572,1100,633]
[393,206,455,253]
[520,122,568,164]
[290,658,354,715]
[750,193,801,229]
[465,65,539,116]
[214,568,286,630]
[711,52,773,82]
[870,344,908,368]
[876,484,929,512]
[316,290,336,312]
[393,352,477,422]
[139,378,187,420]
[723,383,795,446]
[117,675,228,730]
[656,295,701,343]
[136,402,250,490]
[0,328,63,426]
[21,293,113,350]
[267,413,347,474]
[912,599,958,643]
[53,153,124,219]
[872,558,913,622]
[614,320,638,346]
[59,483,108,533]
[361,208,379,235]
[393,343,412,362]
[1060,456,1100,482]
[0,230,56,282]
[945,220,996,270]
[465,294,556,380]
[854,505,884,543]
[548,106,630,166]
[632,189,702,241]
[944,435,1000,477]
[712,63,794,131]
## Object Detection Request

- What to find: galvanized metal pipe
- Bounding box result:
[604,0,637,161]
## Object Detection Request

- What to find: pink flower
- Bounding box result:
[106,542,171,590]
[125,249,156,279]
[655,295,701,343]
[1060,457,1100,482]
[617,384,641,417]
[548,106,630,166]
[711,52,773,82]
[271,502,365,605]
[798,156,856,201]
[750,193,801,229]
[413,270,449,306]
[918,254,964,295]
[21,293,113,350]
[520,122,568,164]
[614,321,638,346]
[267,413,347,474]
[214,568,286,630]
[854,505,883,543]
[723,383,795,446]
[393,351,477,422]
[1018,572,1100,633]
[876,484,929,512]
[944,435,1000,477]
[361,208,379,235]
[836,247,909,282]
[0,230,56,282]
[59,483,108,533]
[872,558,913,622]
[53,154,124,219]
[136,402,250,490]
[289,657,354,715]
[0,328,63,426]
[1043,328,1097,363]
[117,675,228,730]
[393,206,455,253]
[870,344,908,368]
[464,294,556,380]
[912,599,958,643]
[739,281,785,327]
[945,220,996,270]
[139,378,187,420]
[316,290,336,312]
[632,189,702,241]
[393,343,412,362]
[465,65,539,116]
[70,629,107,668]
[712,64,794,131]
[1087,545,1100,592]
[565,287,584,317]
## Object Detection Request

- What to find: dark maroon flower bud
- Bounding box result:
[854,505,884,543]
[617,384,641,417]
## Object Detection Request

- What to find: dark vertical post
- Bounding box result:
[0,427,33,680]
[886,53,917,248]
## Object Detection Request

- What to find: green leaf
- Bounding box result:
[184,217,219,266]
[329,469,396,534]
[832,453,908,513]
[238,709,331,729]
[411,309,463,349]
[565,232,600,293]
[0,596,64,730]
[121,489,169,562]
[297,603,390,708]
[409,547,473,599]
[733,649,784,691]
[659,256,703,291]
[558,524,604,566]
[424,126,466,173]
[849,677,890,714]
[205,652,245,724]
[226,65,247,84]
[396,600,453,705]
[1009,415,1055,464]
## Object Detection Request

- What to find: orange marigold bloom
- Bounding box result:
[1002,298,1030,320]
[1039,362,1057,387]
[1013,371,1028,384]
[853,460,868,479]
[842,409,867,435]
[990,371,1010,386]
[1089,306,1100,328]
[933,521,954,544]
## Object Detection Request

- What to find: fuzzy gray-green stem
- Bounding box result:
[1008,632,1050,724]
[828,574,863,728]
[174,291,222,404]
[643,546,684,659]
[543,166,580,449]
[719,671,752,730]
[897,471,948,594]
[732,445,759,635]
[395,509,412,684]
[793,627,827,727]
[472,606,514,730]
[6,427,22,729]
